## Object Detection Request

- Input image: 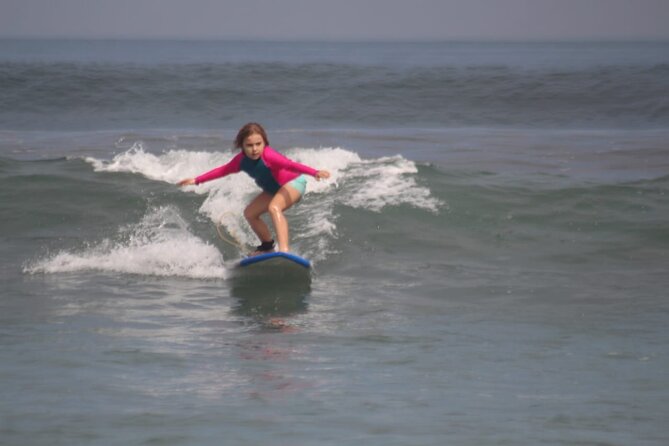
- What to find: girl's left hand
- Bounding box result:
[177,178,196,186]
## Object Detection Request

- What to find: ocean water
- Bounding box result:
[1,39,669,445]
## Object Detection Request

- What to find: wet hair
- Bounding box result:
[234,122,269,149]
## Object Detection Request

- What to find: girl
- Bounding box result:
[178,123,330,255]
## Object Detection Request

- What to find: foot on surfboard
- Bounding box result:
[249,240,275,256]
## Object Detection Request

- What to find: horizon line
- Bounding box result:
[2,35,669,44]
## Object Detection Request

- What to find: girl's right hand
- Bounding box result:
[315,170,331,180]
[177,178,196,186]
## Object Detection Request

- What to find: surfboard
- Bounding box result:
[237,251,311,269]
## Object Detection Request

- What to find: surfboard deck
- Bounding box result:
[237,251,311,269]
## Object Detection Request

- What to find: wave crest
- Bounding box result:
[25,205,226,279]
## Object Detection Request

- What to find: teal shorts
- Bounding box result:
[287,174,307,195]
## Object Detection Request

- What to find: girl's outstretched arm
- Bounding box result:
[177,152,244,186]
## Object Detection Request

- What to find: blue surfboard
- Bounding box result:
[237,251,311,269]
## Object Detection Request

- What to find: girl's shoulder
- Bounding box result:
[263,145,279,155]
[262,146,286,161]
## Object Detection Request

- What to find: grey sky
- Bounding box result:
[1,0,668,41]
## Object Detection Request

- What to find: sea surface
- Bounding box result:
[1,39,668,445]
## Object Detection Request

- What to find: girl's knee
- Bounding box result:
[267,202,283,216]
[244,205,261,220]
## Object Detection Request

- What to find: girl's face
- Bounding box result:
[242,133,265,160]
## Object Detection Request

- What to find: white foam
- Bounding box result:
[339,155,442,213]
[81,144,442,265]
[85,142,230,185]
[26,206,226,279]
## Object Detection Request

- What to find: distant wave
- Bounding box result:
[2,61,668,130]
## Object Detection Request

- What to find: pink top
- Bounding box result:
[195,146,319,186]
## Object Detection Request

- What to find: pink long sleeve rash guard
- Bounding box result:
[194,146,319,192]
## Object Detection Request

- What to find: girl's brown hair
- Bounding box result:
[235,122,269,149]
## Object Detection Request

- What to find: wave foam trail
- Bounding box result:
[26,206,226,279]
[83,145,442,262]
[340,155,443,213]
[85,142,230,184]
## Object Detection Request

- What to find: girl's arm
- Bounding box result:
[262,146,319,177]
[177,152,244,186]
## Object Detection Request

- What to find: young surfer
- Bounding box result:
[178,123,330,255]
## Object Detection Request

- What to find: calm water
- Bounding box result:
[1,40,668,445]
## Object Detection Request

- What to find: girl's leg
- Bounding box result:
[243,192,274,245]
[267,185,302,252]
